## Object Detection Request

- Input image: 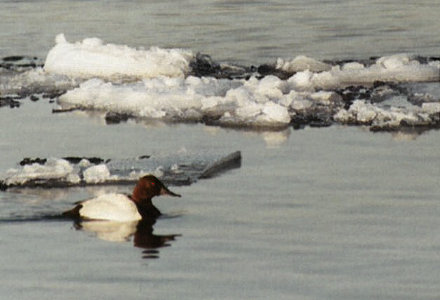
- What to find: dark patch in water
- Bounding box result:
[370,122,440,133]
[18,157,105,166]
[189,53,221,77]
[3,56,26,62]
[42,90,66,99]
[291,113,333,130]
[0,90,68,111]
[413,55,440,64]
[335,85,372,109]
[52,107,79,113]
[0,96,21,108]
[105,112,131,124]
[189,53,252,80]
[332,81,407,110]
[62,156,105,165]
[0,56,42,70]
[19,157,48,166]
[0,182,7,191]
[19,88,68,100]
[189,53,296,80]
[257,64,293,80]
[0,213,70,223]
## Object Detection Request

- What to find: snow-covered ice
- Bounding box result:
[0,152,242,189]
[44,34,193,79]
[287,54,440,90]
[2,158,80,186]
[83,164,116,184]
[58,75,296,128]
[2,34,440,131]
[334,99,440,130]
[275,55,332,73]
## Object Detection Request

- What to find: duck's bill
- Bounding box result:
[160,186,181,197]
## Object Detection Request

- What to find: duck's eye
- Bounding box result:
[150,182,155,186]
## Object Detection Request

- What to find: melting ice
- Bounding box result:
[0,152,242,189]
[2,34,440,131]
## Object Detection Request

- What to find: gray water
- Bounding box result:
[1,1,440,299]
[2,0,440,63]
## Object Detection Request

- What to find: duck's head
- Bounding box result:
[132,175,181,203]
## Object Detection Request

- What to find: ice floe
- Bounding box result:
[334,99,440,130]
[275,55,332,73]
[44,34,193,79]
[56,74,351,129]
[0,152,242,189]
[2,158,81,187]
[286,54,440,90]
[57,75,297,128]
[2,34,440,132]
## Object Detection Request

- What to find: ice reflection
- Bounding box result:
[389,127,435,141]
[74,217,180,259]
[261,129,290,148]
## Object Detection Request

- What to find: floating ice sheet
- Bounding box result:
[58,75,344,129]
[334,100,440,130]
[2,34,440,132]
[0,152,242,189]
[287,54,440,91]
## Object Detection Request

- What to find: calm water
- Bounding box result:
[1,0,440,63]
[1,1,440,299]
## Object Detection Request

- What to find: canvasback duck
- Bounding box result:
[63,175,181,221]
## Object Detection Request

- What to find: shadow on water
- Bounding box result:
[0,214,180,260]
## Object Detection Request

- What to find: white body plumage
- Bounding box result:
[78,193,142,222]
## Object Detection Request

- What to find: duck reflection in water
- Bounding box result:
[63,175,182,259]
[74,217,180,259]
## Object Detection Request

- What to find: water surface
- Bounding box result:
[2,0,440,63]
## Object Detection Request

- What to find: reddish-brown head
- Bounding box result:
[131,175,181,203]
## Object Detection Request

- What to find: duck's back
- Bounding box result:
[78,193,142,222]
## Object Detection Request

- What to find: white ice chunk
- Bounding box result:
[259,102,290,124]
[356,103,378,123]
[235,102,262,119]
[152,166,164,178]
[421,102,440,114]
[44,34,194,79]
[78,159,91,168]
[67,173,82,184]
[3,158,77,185]
[0,67,79,95]
[288,70,315,91]
[291,98,313,111]
[377,54,411,69]
[333,99,439,129]
[333,109,352,123]
[83,164,116,184]
[276,56,332,73]
[342,62,365,71]
[287,54,440,90]
[309,91,342,105]
[334,101,380,124]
